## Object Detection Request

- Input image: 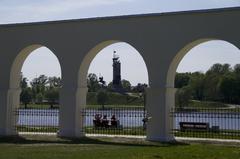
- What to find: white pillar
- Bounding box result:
[0,88,21,136]
[145,87,176,142]
[58,86,88,138]
[165,86,177,140]
[0,89,8,135]
[76,86,88,136]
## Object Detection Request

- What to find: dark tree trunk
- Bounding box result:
[102,104,105,110]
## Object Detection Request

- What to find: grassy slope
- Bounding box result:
[19,104,59,109]
[188,100,228,108]
[87,92,144,106]
[21,94,230,109]
[0,136,239,159]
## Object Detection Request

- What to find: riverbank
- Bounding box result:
[20,100,235,109]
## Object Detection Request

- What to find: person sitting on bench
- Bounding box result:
[93,114,102,127]
[102,115,109,128]
[111,115,118,128]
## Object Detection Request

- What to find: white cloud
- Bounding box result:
[0,0,239,24]
[29,0,132,13]
[0,0,135,14]
[0,0,135,23]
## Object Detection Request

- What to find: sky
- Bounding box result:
[1,0,240,85]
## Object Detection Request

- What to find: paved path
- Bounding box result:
[18,132,240,144]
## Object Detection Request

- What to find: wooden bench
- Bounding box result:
[179,122,209,131]
[93,119,121,128]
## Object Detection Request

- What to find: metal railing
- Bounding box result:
[14,107,147,136]
[81,107,146,136]
[171,107,240,140]
[14,106,240,140]
[15,108,59,134]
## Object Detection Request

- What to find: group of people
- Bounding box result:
[93,114,118,128]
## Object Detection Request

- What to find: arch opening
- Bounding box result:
[167,39,240,140]
[9,45,62,135]
[78,40,149,136]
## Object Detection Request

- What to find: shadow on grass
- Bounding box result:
[0,135,189,148]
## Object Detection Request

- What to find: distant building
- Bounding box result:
[112,51,121,87]
[112,51,124,93]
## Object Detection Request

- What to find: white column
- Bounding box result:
[76,86,88,136]
[58,86,88,138]
[0,88,21,136]
[145,87,176,142]
[165,86,177,140]
[0,89,8,135]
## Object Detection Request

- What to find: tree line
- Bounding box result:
[21,63,240,109]
[175,63,240,108]
[20,73,148,108]
[87,73,148,93]
[20,74,61,108]
[87,73,148,109]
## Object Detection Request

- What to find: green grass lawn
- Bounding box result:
[86,104,144,109]
[19,104,143,109]
[21,99,231,109]
[17,126,59,133]
[19,104,59,109]
[84,126,146,136]
[174,130,240,140]
[187,100,228,108]
[0,135,239,159]
[87,92,144,106]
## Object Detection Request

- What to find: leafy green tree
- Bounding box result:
[20,88,32,108]
[132,83,148,93]
[97,89,108,109]
[121,79,131,92]
[48,76,62,88]
[36,93,44,103]
[203,74,221,101]
[188,72,205,101]
[20,75,32,108]
[175,86,192,109]
[218,75,238,103]
[234,64,240,79]
[175,73,191,88]
[222,63,231,74]
[45,88,59,109]
[30,75,48,103]
[173,63,240,105]
[204,63,231,101]
[107,82,113,91]
[31,75,48,88]
[87,73,100,92]
[206,63,231,75]
[20,76,28,89]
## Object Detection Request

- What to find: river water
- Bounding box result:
[16,109,240,130]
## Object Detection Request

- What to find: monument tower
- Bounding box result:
[112,51,123,91]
